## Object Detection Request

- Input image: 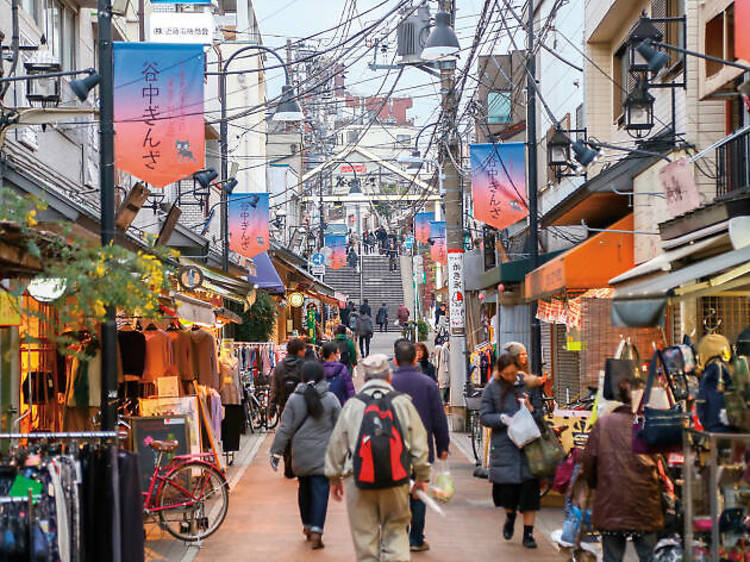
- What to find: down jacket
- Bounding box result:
[479,377,543,484]
[582,405,664,532]
[270,380,341,477]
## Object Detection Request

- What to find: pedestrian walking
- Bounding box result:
[434,302,446,327]
[302,335,318,361]
[333,324,358,373]
[325,354,431,562]
[375,225,387,253]
[348,308,359,334]
[355,310,374,357]
[270,361,341,550]
[480,351,544,549]
[391,340,450,552]
[414,342,436,383]
[359,298,371,317]
[376,303,389,332]
[270,337,307,479]
[501,341,546,388]
[397,303,410,326]
[322,341,355,405]
[340,302,352,328]
[388,249,398,272]
[582,376,663,562]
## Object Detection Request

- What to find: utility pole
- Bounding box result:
[527,0,542,376]
[441,0,467,427]
[97,0,116,432]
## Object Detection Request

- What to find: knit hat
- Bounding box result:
[502,341,527,358]
[359,354,391,380]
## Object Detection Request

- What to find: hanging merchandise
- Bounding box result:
[188,326,220,391]
[604,339,640,400]
[697,357,734,433]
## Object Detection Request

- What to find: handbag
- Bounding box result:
[552,447,581,494]
[604,340,641,400]
[524,422,566,478]
[659,347,689,402]
[725,356,750,431]
[632,350,686,454]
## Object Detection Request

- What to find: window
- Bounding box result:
[487,91,512,124]
[19,0,76,71]
[575,104,585,141]
[613,45,636,121]
[704,4,735,78]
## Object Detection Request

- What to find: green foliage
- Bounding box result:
[1,188,174,351]
[417,319,430,342]
[235,291,277,342]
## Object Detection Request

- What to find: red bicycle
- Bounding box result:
[142,439,230,541]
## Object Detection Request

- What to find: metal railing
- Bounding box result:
[716,126,750,196]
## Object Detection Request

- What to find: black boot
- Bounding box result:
[522,525,537,549]
[503,512,516,540]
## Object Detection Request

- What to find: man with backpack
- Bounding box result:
[391,340,450,552]
[325,354,430,562]
[355,309,374,358]
[270,337,307,478]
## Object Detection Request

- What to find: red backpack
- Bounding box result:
[352,390,411,489]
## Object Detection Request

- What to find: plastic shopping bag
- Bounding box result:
[502,404,541,448]
[429,461,455,503]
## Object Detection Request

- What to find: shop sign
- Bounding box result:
[447,249,465,336]
[289,292,305,308]
[149,12,214,44]
[178,265,204,290]
[526,258,565,300]
[659,157,701,218]
[311,264,325,276]
[0,292,21,327]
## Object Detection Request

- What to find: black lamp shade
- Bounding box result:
[273,85,303,122]
[571,140,599,168]
[628,17,664,73]
[222,178,239,194]
[548,130,571,167]
[70,72,101,101]
[194,168,219,190]
[633,41,670,74]
[348,179,363,194]
[421,11,460,61]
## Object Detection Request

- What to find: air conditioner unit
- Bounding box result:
[397,3,431,65]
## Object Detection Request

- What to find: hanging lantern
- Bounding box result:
[547,129,572,168]
[24,52,62,106]
[627,17,664,74]
[623,80,655,138]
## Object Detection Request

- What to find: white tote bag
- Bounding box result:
[503,404,541,448]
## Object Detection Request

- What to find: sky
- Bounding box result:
[251,0,494,127]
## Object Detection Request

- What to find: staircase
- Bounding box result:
[324,254,406,332]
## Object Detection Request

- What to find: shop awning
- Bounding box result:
[175,294,215,325]
[181,259,254,304]
[478,251,564,290]
[525,215,635,301]
[247,252,285,294]
[269,246,336,297]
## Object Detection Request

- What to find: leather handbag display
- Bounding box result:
[632,351,686,454]
[604,339,641,400]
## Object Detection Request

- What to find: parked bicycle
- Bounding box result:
[465,388,484,465]
[242,373,279,432]
[142,439,229,542]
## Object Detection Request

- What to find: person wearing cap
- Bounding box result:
[325,353,430,562]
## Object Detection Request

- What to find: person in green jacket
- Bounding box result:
[333,324,358,373]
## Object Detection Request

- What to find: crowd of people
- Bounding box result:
[345,226,404,271]
[268,335,449,559]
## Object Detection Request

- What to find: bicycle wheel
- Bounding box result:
[470,414,483,465]
[242,398,255,434]
[265,405,279,429]
[157,461,229,541]
[250,397,266,432]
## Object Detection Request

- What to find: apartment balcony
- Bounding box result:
[717,127,750,197]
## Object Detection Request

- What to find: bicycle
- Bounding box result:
[464,388,484,465]
[242,374,279,432]
[142,439,229,542]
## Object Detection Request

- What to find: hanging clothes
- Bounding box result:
[219,353,241,405]
[142,327,175,382]
[168,329,194,383]
[189,329,219,391]
[117,328,146,378]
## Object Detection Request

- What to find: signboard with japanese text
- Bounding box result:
[429,221,447,265]
[413,212,434,244]
[113,43,205,187]
[469,143,528,230]
[149,12,214,44]
[447,249,465,335]
[659,157,701,219]
[324,235,347,270]
[228,193,269,259]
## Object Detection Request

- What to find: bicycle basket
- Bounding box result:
[465,395,483,411]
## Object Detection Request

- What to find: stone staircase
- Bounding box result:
[324,254,406,332]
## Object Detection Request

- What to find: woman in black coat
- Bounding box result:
[415,342,436,382]
[480,351,543,549]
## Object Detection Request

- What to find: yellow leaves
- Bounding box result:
[25,209,38,227]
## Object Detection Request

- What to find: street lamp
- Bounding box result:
[214,45,303,272]
[70,71,101,101]
[421,11,460,61]
[623,80,655,138]
[24,53,62,106]
[547,129,571,168]
[627,17,665,74]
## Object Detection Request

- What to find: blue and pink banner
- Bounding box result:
[228,193,269,259]
[325,235,347,270]
[469,143,528,230]
[114,43,205,188]
[414,212,435,244]
[430,221,446,265]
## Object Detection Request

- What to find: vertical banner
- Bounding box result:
[114,43,205,187]
[228,193,269,259]
[469,143,528,230]
[429,221,447,265]
[413,212,435,243]
[737,0,750,62]
[447,249,465,336]
[325,235,347,270]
